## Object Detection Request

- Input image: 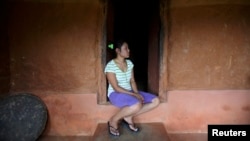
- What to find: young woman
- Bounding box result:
[104,40,160,136]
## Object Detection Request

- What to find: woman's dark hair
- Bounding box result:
[107,39,128,59]
[114,39,127,50]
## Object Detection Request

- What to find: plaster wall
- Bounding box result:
[1,0,250,136]
[37,90,250,136]
[7,0,104,94]
[167,3,250,90]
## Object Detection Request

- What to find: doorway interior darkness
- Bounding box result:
[106,0,161,95]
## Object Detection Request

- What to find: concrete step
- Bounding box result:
[38,132,208,141]
[92,122,170,141]
[38,136,91,141]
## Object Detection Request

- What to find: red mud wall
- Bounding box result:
[7,0,104,94]
[162,0,250,134]
[5,0,250,96]
[167,0,250,90]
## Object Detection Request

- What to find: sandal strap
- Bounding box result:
[129,124,139,131]
[109,125,118,131]
[122,119,139,132]
[108,122,120,136]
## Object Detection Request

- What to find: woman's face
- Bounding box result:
[117,42,130,58]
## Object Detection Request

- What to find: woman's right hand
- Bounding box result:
[133,93,144,103]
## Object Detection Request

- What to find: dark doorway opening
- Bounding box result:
[106,0,161,94]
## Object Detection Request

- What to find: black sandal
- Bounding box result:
[108,122,120,136]
[122,119,139,132]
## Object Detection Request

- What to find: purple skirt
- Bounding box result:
[108,91,157,108]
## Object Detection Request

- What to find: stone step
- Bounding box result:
[92,122,170,141]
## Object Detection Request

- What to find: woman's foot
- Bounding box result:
[122,118,139,132]
[108,121,120,136]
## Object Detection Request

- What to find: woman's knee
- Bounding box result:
[152,97,160,106]
[130,102,142,112]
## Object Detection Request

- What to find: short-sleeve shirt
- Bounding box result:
[104,59,134,97]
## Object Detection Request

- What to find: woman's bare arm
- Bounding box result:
[106,72,135,95]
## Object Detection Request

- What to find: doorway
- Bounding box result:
[106,0,161,94]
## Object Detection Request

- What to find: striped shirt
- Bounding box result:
[104,59,134,97]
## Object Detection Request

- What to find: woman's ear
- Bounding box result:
[115,48,120,54]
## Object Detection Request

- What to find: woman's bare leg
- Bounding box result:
[123,97,160,124]
[135,97,160,116]
[109,97,160,132]
[109,102,142,129]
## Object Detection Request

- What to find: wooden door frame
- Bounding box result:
[97,0,169,104]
